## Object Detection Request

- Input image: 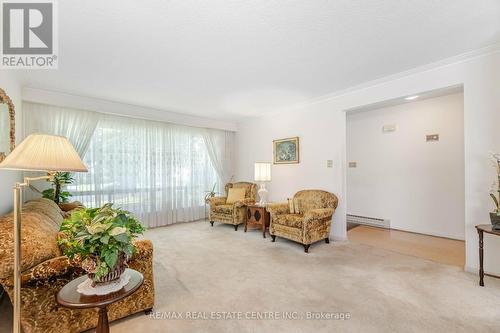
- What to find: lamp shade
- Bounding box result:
[0,134,87,172]
[254,162,271,182]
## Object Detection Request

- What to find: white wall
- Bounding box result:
[0,72,23,215]
[347,93,464,239]
[236,105,346,239]
[236,48,500,275]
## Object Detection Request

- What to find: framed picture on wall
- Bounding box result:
[273,137,299,164]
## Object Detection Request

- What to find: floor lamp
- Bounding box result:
[0,134,87,333]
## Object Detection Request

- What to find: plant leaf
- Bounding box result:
[491,193,499,209]
[113,233,129,243]
[104,251,118,268]
[100,235,110,244]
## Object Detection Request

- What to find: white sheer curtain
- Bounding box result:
[23,102,100,156]
[202,128,235,187]
[68,114,220,228]
[23,102,100,201]
[23,102,232,228]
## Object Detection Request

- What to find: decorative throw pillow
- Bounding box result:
[288,198,295,214]
[293,198,301,214]
[226,188,246,204]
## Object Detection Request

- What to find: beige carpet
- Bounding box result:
[2,221,500,332]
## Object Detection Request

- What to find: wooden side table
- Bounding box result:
[56,268,144,333]
[245,204,270,238]
[475,224,500,287]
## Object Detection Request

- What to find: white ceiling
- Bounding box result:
[16,0,500,121]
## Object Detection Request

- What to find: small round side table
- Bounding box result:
[56,268,144,333]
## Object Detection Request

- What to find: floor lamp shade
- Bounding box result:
[0,134,88,172]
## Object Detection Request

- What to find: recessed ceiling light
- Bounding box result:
[405,95,419,100]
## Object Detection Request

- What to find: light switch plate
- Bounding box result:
[327,160,333,168]
[382,124,397,133]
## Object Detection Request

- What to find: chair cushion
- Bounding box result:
[213,204,233,215]
[226,188,246,204]
[273,214,304,228]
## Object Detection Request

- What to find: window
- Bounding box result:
[67,116,219,227]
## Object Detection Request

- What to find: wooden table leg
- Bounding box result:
[263,213,270,238]
[97,306,109,333]
[478,229,484,287]
[244,208,248,232]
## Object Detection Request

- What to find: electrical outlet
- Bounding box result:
[426,134,439,142]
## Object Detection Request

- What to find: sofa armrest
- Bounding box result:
[303,208,334,232]
[266,202,289,217]
[13,240,153,287]
[6,256,82,287]
[131,239,153,261]
[233,198,256,208]
[304,208,334,222]
[208,196,227,209]
[128,239,153,277]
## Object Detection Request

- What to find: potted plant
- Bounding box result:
[490,153,500,229]
[58,203,145,286]
[42,172,75,204]
[204,182,218,219]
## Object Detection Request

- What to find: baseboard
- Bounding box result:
[464,265,476,274]
[331,235,348,242]
[386,226,465,241]
[465,265,500,278]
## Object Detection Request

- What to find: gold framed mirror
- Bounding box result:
[0,88,15,162]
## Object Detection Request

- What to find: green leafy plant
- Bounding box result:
[42,172,75,204]
[57,203,146,282]
[490,153,500,216]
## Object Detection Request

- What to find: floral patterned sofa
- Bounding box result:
[266,190,339,253]
[0,198,154,333]
[208,182,257,230]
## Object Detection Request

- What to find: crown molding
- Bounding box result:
[22,87,238,132]
[310,42,500,105]
[257,42,500,117]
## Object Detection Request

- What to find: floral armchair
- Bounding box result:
[266,190,338,253]
[208,182,257,230]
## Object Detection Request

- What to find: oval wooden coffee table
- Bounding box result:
[56,268,144,333]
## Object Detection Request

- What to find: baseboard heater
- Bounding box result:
[347,214,391,229]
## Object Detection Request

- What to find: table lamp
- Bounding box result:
[254,162,271,206]
[0,133,87,333]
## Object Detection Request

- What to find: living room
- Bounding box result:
[1,1,500,333]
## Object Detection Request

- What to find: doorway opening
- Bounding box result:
[345,85,465,267]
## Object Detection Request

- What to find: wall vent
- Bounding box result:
[347,214,390,229]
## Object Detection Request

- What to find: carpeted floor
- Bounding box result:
[2,220,500,332]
